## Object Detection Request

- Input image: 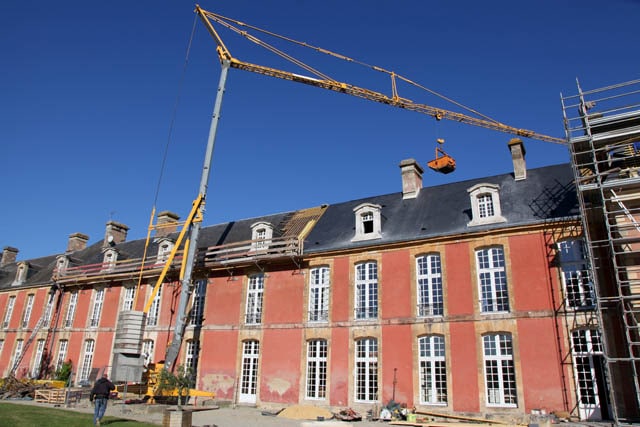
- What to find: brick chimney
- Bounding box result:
[67,232,89,253]
[399,158,424,199]
[508,138,527,181]
[1,247,18,267]
[156,211,180,238]
[104,221,129,247]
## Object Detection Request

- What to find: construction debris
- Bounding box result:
[0,376,69,402]
[333,407,362,421]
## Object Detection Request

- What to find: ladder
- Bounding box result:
[10,285,60,377]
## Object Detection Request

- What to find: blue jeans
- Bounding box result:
[94,397,108,424]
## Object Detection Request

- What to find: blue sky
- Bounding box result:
[1,0,638,261]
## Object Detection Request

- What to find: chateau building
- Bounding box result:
[0,140,608,421]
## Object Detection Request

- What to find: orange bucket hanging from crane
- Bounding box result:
[427,138,456,174]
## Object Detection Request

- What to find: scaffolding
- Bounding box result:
[562,79,640,423]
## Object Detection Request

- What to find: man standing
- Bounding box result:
[90,373,115,426]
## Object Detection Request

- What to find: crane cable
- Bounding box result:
[134,13,199,306]
[203,10,501,125]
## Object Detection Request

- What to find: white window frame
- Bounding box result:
[11,339,24,373]
[352,203,382,242]
[79,339,95,383]
[245,274,264,324]
[142,339,154,366]
[308,267,330,322]
[3,296,16,329]
[476,247,510,313]
[355,262,378,320]
[22,294,35,328]
[467,183,506,226]
[419,335,447,405]
[572,328,604,418]
[31,339,46,378]
[146,285,162,326]
[64,291,78,328]
[416,254,444,317]
[89,289,105,328]
[250,222,273,251]
[189,279,207,326]
[56,339,69,372]
[355,338,378,402]
[483,333,517,407]
[185,340,200,371]
[122,287,135,311]
[305,339,328,400]
[558,239,595,309]
[42,296,54,328]
[0,339,4,356]
[240,340,260,402]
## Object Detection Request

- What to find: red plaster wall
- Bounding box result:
[260,329,302,403]
[332,257,350,322]
[101,287,120,327]
[207,277,242,324]
[381,251,412,319]
[330,326,349,406]
[517,318,567,413]
[94,331,114,371]
[198,330,239,399]
[381,325,414,406]
[446,242,474,316]
[509,234,554,312]
[263,271,304,324]
[449,322,480,412]
[75,290,92,329]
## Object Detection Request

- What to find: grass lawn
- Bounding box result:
[0,401,158,427]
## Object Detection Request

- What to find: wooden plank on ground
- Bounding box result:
[414,409,514,425]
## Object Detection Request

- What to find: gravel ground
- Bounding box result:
[4,398,605,427]
[5,398,383,427]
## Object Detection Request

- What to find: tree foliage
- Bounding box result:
[54,360,72,384]
[156,364,195,409]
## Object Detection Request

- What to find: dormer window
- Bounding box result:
[251,221,273,251]
[55,255,69,277]
[102,248,118,271]
[12,262,29,286]
[467,184,506,227]
[352,203,382,242]
[155,238,174,264]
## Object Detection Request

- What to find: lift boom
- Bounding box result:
[195,5,565,145]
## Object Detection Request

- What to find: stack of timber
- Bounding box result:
[390,409,524,427]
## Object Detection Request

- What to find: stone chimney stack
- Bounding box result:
[399,158,424,199]
[104,221,129,247]
[156,211,180,238]
[508,138,527,181]
[1,247,18,267]
[67,232,90,253]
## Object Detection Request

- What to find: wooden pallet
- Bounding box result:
[34,389,66,404]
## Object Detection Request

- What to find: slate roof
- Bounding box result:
[0,162,578,290]
[304,162,579,253]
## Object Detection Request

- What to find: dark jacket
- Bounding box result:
[90,377,115,401]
